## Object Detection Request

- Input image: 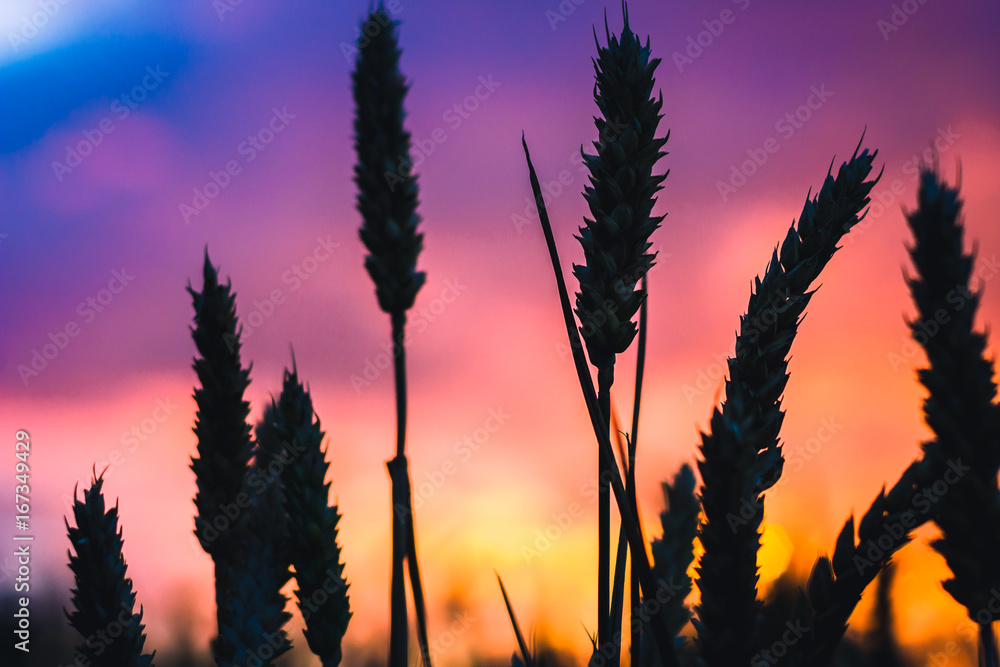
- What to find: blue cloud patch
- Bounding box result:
[0,34,189,153]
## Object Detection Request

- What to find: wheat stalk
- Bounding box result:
[188,250,256,656]
[211,407,295,667]
[352,5,431,665]
[694,140,879,667]
[65,473,155,667]
[652,463,699,639]
[905,167,1000,667]
[258,363,352,666]
[188,251,254,559]
[188,251,293,665]
[354,6,425,318]
[866,564,908,667]
[575,4,668,651]
[522,136,680,667]
[781,168,1000,667]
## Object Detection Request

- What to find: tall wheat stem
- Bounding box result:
[597,365,613,650]
[981,624,999,667]
[628,279,647,667]
[352,4,431,664]
[387,311,432,667]
[387,312,409,667]
[392,312,408,460]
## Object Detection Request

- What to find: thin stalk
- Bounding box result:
[598,365,613,654]
[388,310,432,667]
[609,421,632,667]
[609,274,650,667]
[392,312,407,459]
[213,564,229,654]
[388,455,408,667]
[497,573,536,667]
[609,524,629,666]
[631,276,648,458]
[981,623,998,667]
[630,277,648,667]
[407,508,432,667]
[388,312,409,667]
[524,134,679,667]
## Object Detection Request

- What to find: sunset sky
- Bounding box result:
[2,0,1000,664]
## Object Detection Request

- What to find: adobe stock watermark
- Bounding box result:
[877,0,932,41]
[520,501,585,564]
[8,0,72,52]
[349,278,468,393]
[212,0,247,21]
[338,0,413,63]
[509,151,578,235]
[918,597,1000,667]
[59,397,180,514]
[424,610,477,665]
[180,106,296,224]
[853,458,970,576]
[392,407,511,523]
[52,65,170,182]
[552,244,671,363]
[384,74,500,192]
[886,252,1000,372]
[751,620,808,666]
[521,468,621,563]
[299,568,350,623]
[222,235,340,350]
[672,0,751,73]
[510,116,628,234]
[847,127,961,245]
[725,417,844,534]
[922,634,973,667]
[589,577,685,666]
[680,285,800,404]
[717,84,834,202]
[544,0,588,31]
[187,439,310,553]
[749,460,970,667]
[17,268,135,386]
[238,631,288,667]
[56,601,145,666]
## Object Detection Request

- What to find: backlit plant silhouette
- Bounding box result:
[60,3,999,667]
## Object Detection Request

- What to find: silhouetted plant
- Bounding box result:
[905,167,1000,667]
[352,3,432,666]
[574,5,667,652]
[866,564,908,667]
[187,251,259,658]
[65,473,155,667]
[258,362,351,666]
[651,463,698,639]
[695,140,879,667]
[188,252,291,666]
